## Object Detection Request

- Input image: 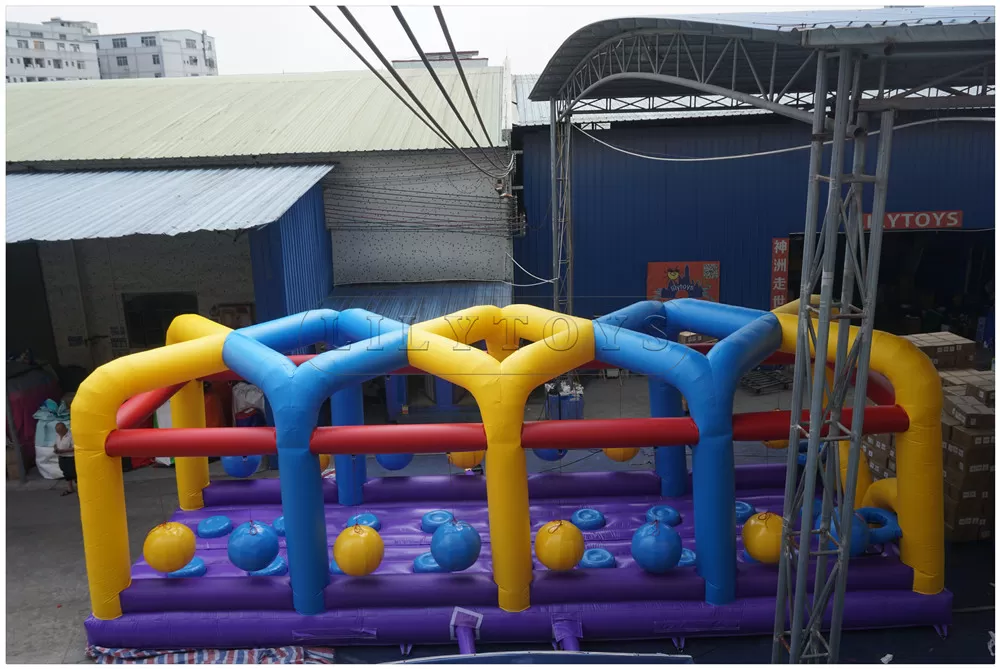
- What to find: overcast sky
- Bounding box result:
[8,4,801,76]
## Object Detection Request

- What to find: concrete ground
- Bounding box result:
[0,375,849,663]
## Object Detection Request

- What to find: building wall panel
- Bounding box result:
[516,116,994,317]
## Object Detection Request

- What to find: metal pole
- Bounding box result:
[6,392,27,483]
[827,109,895,662]
[563,112,574,316]
[550,98,559,312]
[788,48,852,663]
[771,49,828,664]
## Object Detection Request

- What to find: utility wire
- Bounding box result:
[435,6,506,161]
[309,6,455,151]
[332,6,512,181]
[392,6,512,173]
[573,115,994,163]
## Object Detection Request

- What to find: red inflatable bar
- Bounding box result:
[103,404,908,458]
[116,383,185,429]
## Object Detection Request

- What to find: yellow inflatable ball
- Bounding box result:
[143,522,197,573]
[603,447,640,463]
[742,512,783,564]
[535,520,585,571]
[319,454,331,471]
[333,524,384,576]
[448,450,485,469]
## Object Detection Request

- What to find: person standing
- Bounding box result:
[52,422,76,496]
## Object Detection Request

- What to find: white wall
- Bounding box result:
[6,23,99,82]
[38,231,254,368]
[325,150,515,284]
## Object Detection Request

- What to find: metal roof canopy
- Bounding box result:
[530,7,994,665]
[530,7,994,121]
[5,165,332,243]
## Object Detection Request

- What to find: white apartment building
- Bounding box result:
[6,18,100,83]
[93,30,218,79]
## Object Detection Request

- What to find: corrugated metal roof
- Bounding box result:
[324,281,512,324]
[6,68,506,165]
[513,74,770,127]
[531,7,994,101]
[5,165,332,242]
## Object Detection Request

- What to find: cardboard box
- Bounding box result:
[942,394,995,429]
[946,519,983,542]
[903,333,958,368]
[943,456,994,495]
[966,377,995,407]
[677,331,717,345]
[941,413,960,442]
[950,424,996,450]
[938,331,978,369]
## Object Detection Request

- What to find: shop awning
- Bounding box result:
[5,165,332,243]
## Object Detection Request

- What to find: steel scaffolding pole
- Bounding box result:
[550,98,559,312]
[773,46,898,663]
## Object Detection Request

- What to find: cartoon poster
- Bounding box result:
[646,262,720,302]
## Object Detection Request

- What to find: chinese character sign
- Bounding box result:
[771,237,790,310]
[647,262,721,303]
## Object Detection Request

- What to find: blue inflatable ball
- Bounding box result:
[631,521,683,574]
[678,548,697,567]
[227,521,280,572]
[376,453,414,471]
[421,510,455,534]
[579,547,616,569]
[430,520,482,572]
[248,555,288,576]
[534,448,568,462]
[413,551,447,573]
[735,501,756,524]
[197,515,233,539]
[329,557,344,575]
[167,556,207,578]
[815,509,870,557]
[645,505,682,527]
[272,516,286,537]
[222,455,261,478]
[346,512,381,531]
[570,508,606,531]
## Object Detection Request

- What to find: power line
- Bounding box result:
[392,6,511,173]
[435,6,503,161]
[330,6,512,181]
[573,115,994,163]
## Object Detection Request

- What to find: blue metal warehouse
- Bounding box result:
[512,112,994,318]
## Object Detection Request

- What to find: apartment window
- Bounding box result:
[34,41,45,50]
[16,39,28,49]
[207,42,212,51]
[71,43,80,52]
[141,35,156,47]
[116,56,128,67]
[16,57,21,64]
[26,77,36,82]
[77,61,85,69]
[53,59,62,69]
[57,42,65,50]
[30,31,43,38]
[154,72,162,78]
[46,59,52,65]
[8,58,12,64]
[188,56,198,66]
[185,38,196,49]
[111,37,127,48]
[206,57,216,69]
[190,73,198,77]
[59,33,67,40]
[152,54,160,65]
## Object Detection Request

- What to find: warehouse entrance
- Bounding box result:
[787,228,994,350]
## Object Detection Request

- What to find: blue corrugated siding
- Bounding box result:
[516,117,994,317]
[249,183,332,321]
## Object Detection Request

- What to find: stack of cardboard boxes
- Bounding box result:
[900,331,994,542]
[862,332,994,542]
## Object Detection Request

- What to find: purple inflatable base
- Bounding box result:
[85,591,953,649]
[86,467,953,649]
